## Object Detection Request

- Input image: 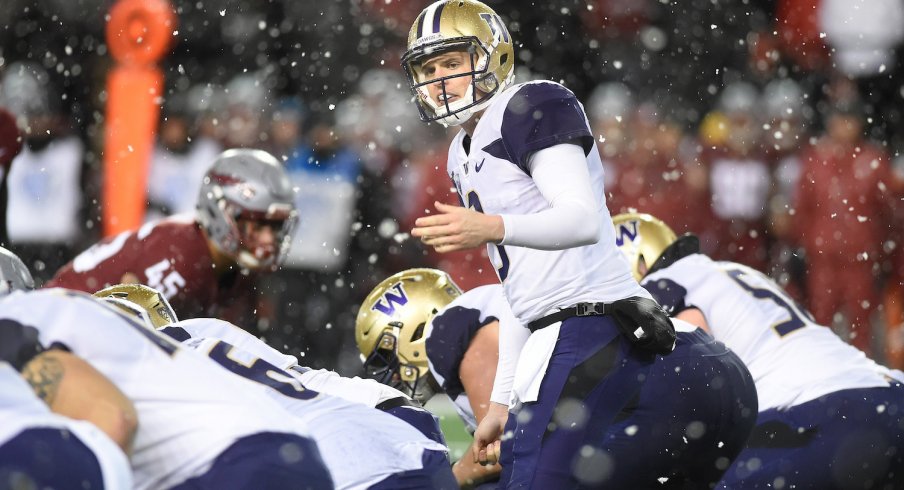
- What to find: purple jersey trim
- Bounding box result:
[498,83,594,174]
[426,306,497,400]
[0,319,44,371]
[642,277,693,316]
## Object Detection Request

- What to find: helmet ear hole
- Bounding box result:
[410,322,426,342]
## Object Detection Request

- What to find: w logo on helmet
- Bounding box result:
[371,283,410,316]
[615,220,640,247]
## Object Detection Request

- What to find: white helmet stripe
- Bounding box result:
[421,0,446,38]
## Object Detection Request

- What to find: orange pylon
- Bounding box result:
[102,0,176,236]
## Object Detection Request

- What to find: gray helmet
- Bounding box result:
[196,149,297,271]
[0,247,34,295]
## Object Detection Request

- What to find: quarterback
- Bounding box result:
[404,1,675,487]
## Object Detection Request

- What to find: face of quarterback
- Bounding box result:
[420,49,474,108]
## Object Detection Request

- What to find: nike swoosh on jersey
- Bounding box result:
[475,158,484,172]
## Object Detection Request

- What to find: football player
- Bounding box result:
[94,283,455,489]
[613,212,904,489]
[0,362,134,489]
[0,257,332,489]
[357,269,500,487]
[0,247,133,489]
[46,148,297,327]
[402,1,676,487]
[96,283,446,446]
[358,269,758,488]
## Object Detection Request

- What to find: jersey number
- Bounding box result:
[724,267,812,337]
[206,341,317,401]
[466,191,510,281]
[145,260,186,299]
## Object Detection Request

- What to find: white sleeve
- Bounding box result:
[498,143,600,250]
[490,305,531,406]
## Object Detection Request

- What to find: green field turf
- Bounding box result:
[425,394,473,460]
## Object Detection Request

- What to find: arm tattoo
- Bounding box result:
[22,355,64,406]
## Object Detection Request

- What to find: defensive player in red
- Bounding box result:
[46,148,297,326]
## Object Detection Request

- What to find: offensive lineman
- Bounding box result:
[402,1,676,487]
[357,269,758,488]
[613,212,904,489]
[0,253,332,489]
[0,248,133,489]
[93,284,455,489]
[93,283,445,446]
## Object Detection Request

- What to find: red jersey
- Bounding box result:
[793,138,895,258]
[46,215,259,323]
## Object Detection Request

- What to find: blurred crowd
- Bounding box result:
[1,0,903,372]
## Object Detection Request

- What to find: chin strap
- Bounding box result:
[647,233,701,277]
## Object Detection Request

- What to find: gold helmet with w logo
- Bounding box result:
[611,213,678,281]
[402,0,515,127]
[355,268,462,402]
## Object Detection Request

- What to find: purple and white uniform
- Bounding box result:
[160,318,455,490]
[0,362,133,489]
[0,289,330,490]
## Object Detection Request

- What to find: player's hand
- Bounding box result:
[412,201,504,253]
[472,402,508,465]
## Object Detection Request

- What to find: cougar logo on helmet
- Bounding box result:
[196,149,298,271]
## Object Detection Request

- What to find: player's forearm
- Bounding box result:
[22,350,139,455]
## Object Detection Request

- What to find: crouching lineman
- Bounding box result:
[0,362,133,489]
[613,212,904,489]
[95,284,457,490]
[356,269,759,489]
[0,251,332,489]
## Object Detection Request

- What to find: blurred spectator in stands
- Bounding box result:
[222,72,272,148]
[886,153,904,369]
[607,96,707,235]
[700,81,771,270]
[586,82,635,202]
[267,97,306,163]
[0,62,85,285]
[271,112,363,369]
[401,128,498,292]
[762,78,813,301]
[819,0,904,80]
[792,83,896,356]
[820,0,904,155]
[146,92,220,221]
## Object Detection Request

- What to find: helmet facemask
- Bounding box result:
[361,322,437,404]
[403,36,510,127]
[197,149,298,273]
[226,202,297,271]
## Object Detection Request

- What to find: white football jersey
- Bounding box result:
[447,80,647,323]
[425,284,514,432]
[168,320,448,490]
[0,363,133,489]
[642,255,902,410]
[165,318,410,408]
[0,289,314,490]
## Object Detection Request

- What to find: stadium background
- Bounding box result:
[1,0,903,450]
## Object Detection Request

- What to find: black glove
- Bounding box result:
[609,296,677,355]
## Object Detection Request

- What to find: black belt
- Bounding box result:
[528,302,610,333]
